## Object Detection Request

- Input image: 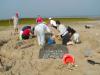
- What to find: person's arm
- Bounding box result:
[58,26,62,35]
[44,25,51,33]
[34,26,37,36]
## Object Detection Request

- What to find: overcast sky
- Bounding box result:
[0,0,100,19]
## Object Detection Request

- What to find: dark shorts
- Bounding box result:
[61,33,71,45]
[22,34,29,40]
[52,26,57,29]
[67,26,76,36]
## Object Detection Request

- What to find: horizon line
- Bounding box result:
[0,16,100,20]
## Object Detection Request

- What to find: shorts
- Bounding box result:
[22,34,29,40]
[61,33,71,45]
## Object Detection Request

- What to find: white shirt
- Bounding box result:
[58,24,68,36]
[12,16,18,28]
[35,23,51,34]
[50,20,57,27]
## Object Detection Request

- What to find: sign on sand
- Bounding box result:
[39,44,68,59]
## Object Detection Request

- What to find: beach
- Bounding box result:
[0,21,100,75]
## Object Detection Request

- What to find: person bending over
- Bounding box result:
[56,20,71,45]
[34,19,51,46]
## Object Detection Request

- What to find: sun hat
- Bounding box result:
[36,16,43,23]
[49,17,52,20]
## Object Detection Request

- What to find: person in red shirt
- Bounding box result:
[22,29,31,40]
[15,27,34,49]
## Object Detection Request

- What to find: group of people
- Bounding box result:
[49,18,80,45]
[13,14,80,48]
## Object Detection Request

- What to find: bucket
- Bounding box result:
[62,54,75,64]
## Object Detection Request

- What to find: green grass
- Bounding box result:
[0,20,11,26]
[53,18,94,22]
[0,18,95,26]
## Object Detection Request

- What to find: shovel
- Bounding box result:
[87,59,100,65]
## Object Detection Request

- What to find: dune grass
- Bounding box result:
[0,18,95,26]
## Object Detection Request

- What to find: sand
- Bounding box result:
[0,21,100,75]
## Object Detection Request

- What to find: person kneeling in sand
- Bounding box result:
[67,26,80,44]
[15,25,34,49]
[19,25,31,40]
[56,20,72,46]
[72,32,80,44]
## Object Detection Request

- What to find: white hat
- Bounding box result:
[49,17,52,20]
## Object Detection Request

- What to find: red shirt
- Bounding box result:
[22,29,30,36]
[16,12,19,18]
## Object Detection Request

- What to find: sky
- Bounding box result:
[0,0,100,19]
